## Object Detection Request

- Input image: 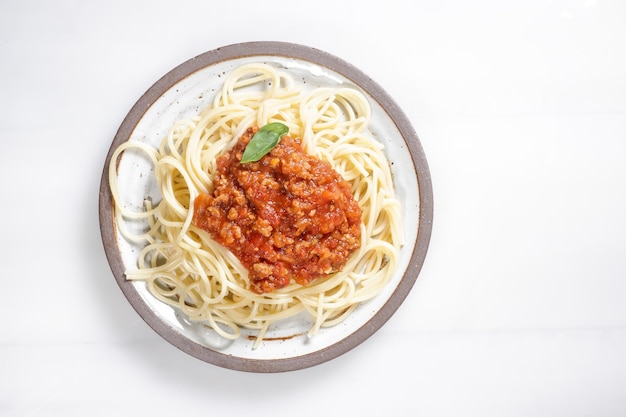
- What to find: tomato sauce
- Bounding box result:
[192,127,362,294]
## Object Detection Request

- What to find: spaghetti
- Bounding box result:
[109,63,403,347]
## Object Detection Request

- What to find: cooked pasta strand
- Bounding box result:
[109,63,402,348]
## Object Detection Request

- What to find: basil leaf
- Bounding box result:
[240,122,289,163]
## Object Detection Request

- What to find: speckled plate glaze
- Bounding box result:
[99,41,433,373]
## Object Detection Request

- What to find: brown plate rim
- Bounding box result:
[98,41,433,373]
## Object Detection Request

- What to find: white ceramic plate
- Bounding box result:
[99,41,433,372]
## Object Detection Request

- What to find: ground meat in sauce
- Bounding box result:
[192,127,362,294]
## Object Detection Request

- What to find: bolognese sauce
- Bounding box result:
[192,127,362,294]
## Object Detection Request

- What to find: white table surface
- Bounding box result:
[2,0,625,415]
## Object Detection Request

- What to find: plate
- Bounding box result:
[99,41,433,372]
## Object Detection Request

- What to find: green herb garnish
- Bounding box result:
[240,122,289,163]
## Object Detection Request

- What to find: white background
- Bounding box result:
[1,0,625,415]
